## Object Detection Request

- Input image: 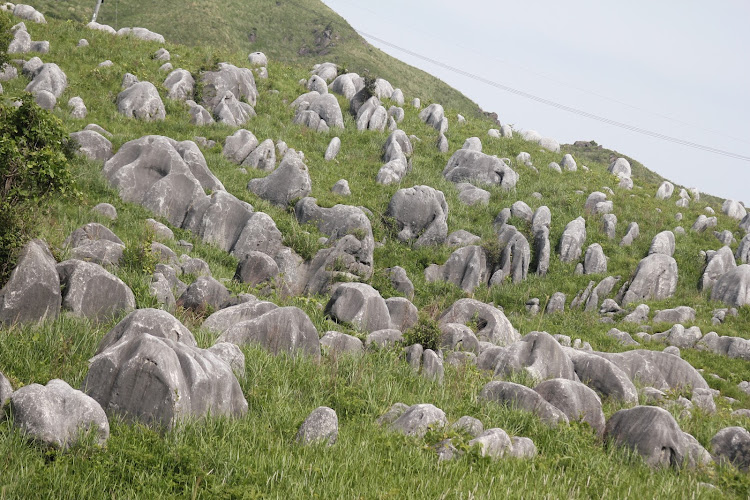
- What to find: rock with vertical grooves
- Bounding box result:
[443,149,519,188]
[620,222,640,247]
[649,231,676,257]
[561,347,638,404]
[700,246,736,291]
[325,283,391,333]
[602,214,617,239]
[426,245,488,293]
[620,254,678,305]
[0,239,61,326]
[583,244,607,274]
[711,265,750,307]
[558,217,586,263]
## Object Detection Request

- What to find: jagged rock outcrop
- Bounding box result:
[490,224,530,284]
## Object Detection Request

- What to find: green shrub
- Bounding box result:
[402,312,441,350]
[0,94,78,284]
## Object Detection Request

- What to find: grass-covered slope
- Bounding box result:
[1,7,749,499]
[29,0,485,117]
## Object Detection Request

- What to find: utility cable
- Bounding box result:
[356,29,750,162]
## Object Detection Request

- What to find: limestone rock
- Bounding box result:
[389,404,447,438]
[0,239,61,326]
[10,379,108,448]
[492,331,577,382]
[385,185,448,247]
[711,265,750,307]
[163,69,194,101]
[534,378,605,436]
[479,381,568,426]
[57,260,134,321]
[620,254,678,305]
[325,283,390,333]
[558,217,586,263]
[443,149,518,189]
[439,298,519,346]
[295,407,338,446]
[710,427,750,471]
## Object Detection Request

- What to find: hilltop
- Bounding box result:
[0,3,749,498]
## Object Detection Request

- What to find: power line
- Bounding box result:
[356,29,750,163]
[328,0,748,146]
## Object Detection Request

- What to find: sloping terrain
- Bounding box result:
[28,0,485,117]
[0,3,749,498]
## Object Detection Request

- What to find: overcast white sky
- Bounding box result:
[322,0,750,203]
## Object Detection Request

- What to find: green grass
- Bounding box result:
[0,7,749,499]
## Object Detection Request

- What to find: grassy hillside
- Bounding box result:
[29,0,486,117]
[1,5,749,499]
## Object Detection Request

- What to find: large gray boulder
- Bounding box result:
[561,347,638,404]
[242,138,276,171]
[24,63,66,97]
[103,135,224,226]
[234,251,279,286]
[217,306,321,359]
[648,231,676,257]
[224,129,258,165]
[389,403,447,438]
[13,5,46,23]
[489,224,530,285]
[558,217,586,263]
[653,306,696,324]
[426,245,488,293]
[710,427,750,471]
[8,25,31,54]
[385,185,448,247]
[248,151,311,207]
[711,265,750,307]
[213,91,255,126]
[96,308,197,355]
[163,69,194,100]
[116,81,166,121]
[532,226,551,276]
[295,197,374,278]
[439,298,519,346]
[56,260,135,321]
[385,266,415,299]
[605,406,711,468]
[0,239,61,326]
[201,299,278,334]
[325,283,390,333]
[620,253,678,305]
[200,63,257,110]
[295,407,338,446]
[443,149,518,189]
[655,181,674,200]
[593,349,708,392]
[83,334,247,429]
[291,91,344,130]
[620,222,640,246]
[697,331,750,361]
[700,246,736,291]
[722,200,747,220]
[534,378,605,436]
[479,381,568,426]
[419,103,445,130]
[176,277,231,314]
[740,214,750,233]
[70,129,113,162]
[468,428,513,459]
[10,379,109,448]
[320,331,364,356]
[583,244,607,274]
[492,331,576,382]
[608,158,631,178]
[116,27,165,43]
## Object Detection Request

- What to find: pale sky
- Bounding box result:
[322,0,750,203]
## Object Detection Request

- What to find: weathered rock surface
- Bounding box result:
[700,246,736,291]
[389,404,446,437]
[439,299,519,346]
[605,406,711,468]
[710,427,750,471]
[443,149,518,188]
[594,349,708,391]
[561,347,639,404]
[116,81,165,121]
[248,150,311,207]
[319,331,364,356]
[558,217,586,263]
[0,239,61,326]
[534,378,605,435]
[10,379,109,448]
[56,260,134,320]
[710,265,750,307]
[385,185,448,247]
[200,63,257,110]
[480,381,569,426]
[325,283,390,333]
[295,407,338,446]
[492,331,576,382]
[620,254,678,305]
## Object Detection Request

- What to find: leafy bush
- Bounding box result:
[402,312,441,351]
[0,94,77,283]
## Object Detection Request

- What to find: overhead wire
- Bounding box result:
[355,29,750,162]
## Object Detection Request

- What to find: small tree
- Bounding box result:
[0,94,78,283]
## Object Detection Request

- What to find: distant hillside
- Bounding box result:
[31,0,485,116]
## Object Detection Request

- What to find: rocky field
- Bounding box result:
[0,3,749,498]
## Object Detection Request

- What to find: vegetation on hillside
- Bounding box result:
[0,6,748,499]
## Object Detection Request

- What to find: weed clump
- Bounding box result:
[403,312,441,351]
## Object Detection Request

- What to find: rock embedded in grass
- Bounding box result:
[56,259,134,321]
[116,81,165,121]
[534,378,605,436]
[492,331,577,382]
[0,239,61,326]
[248,150,311,207]
[604,406,711,469]
[385,185,448,247]
[11,379,109,448]
[619,253,678,305]
[558,217,586,263]
[295,407,338,446]
[389,404,447,438]
[710,427,750,471]
[479,381,569,427]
